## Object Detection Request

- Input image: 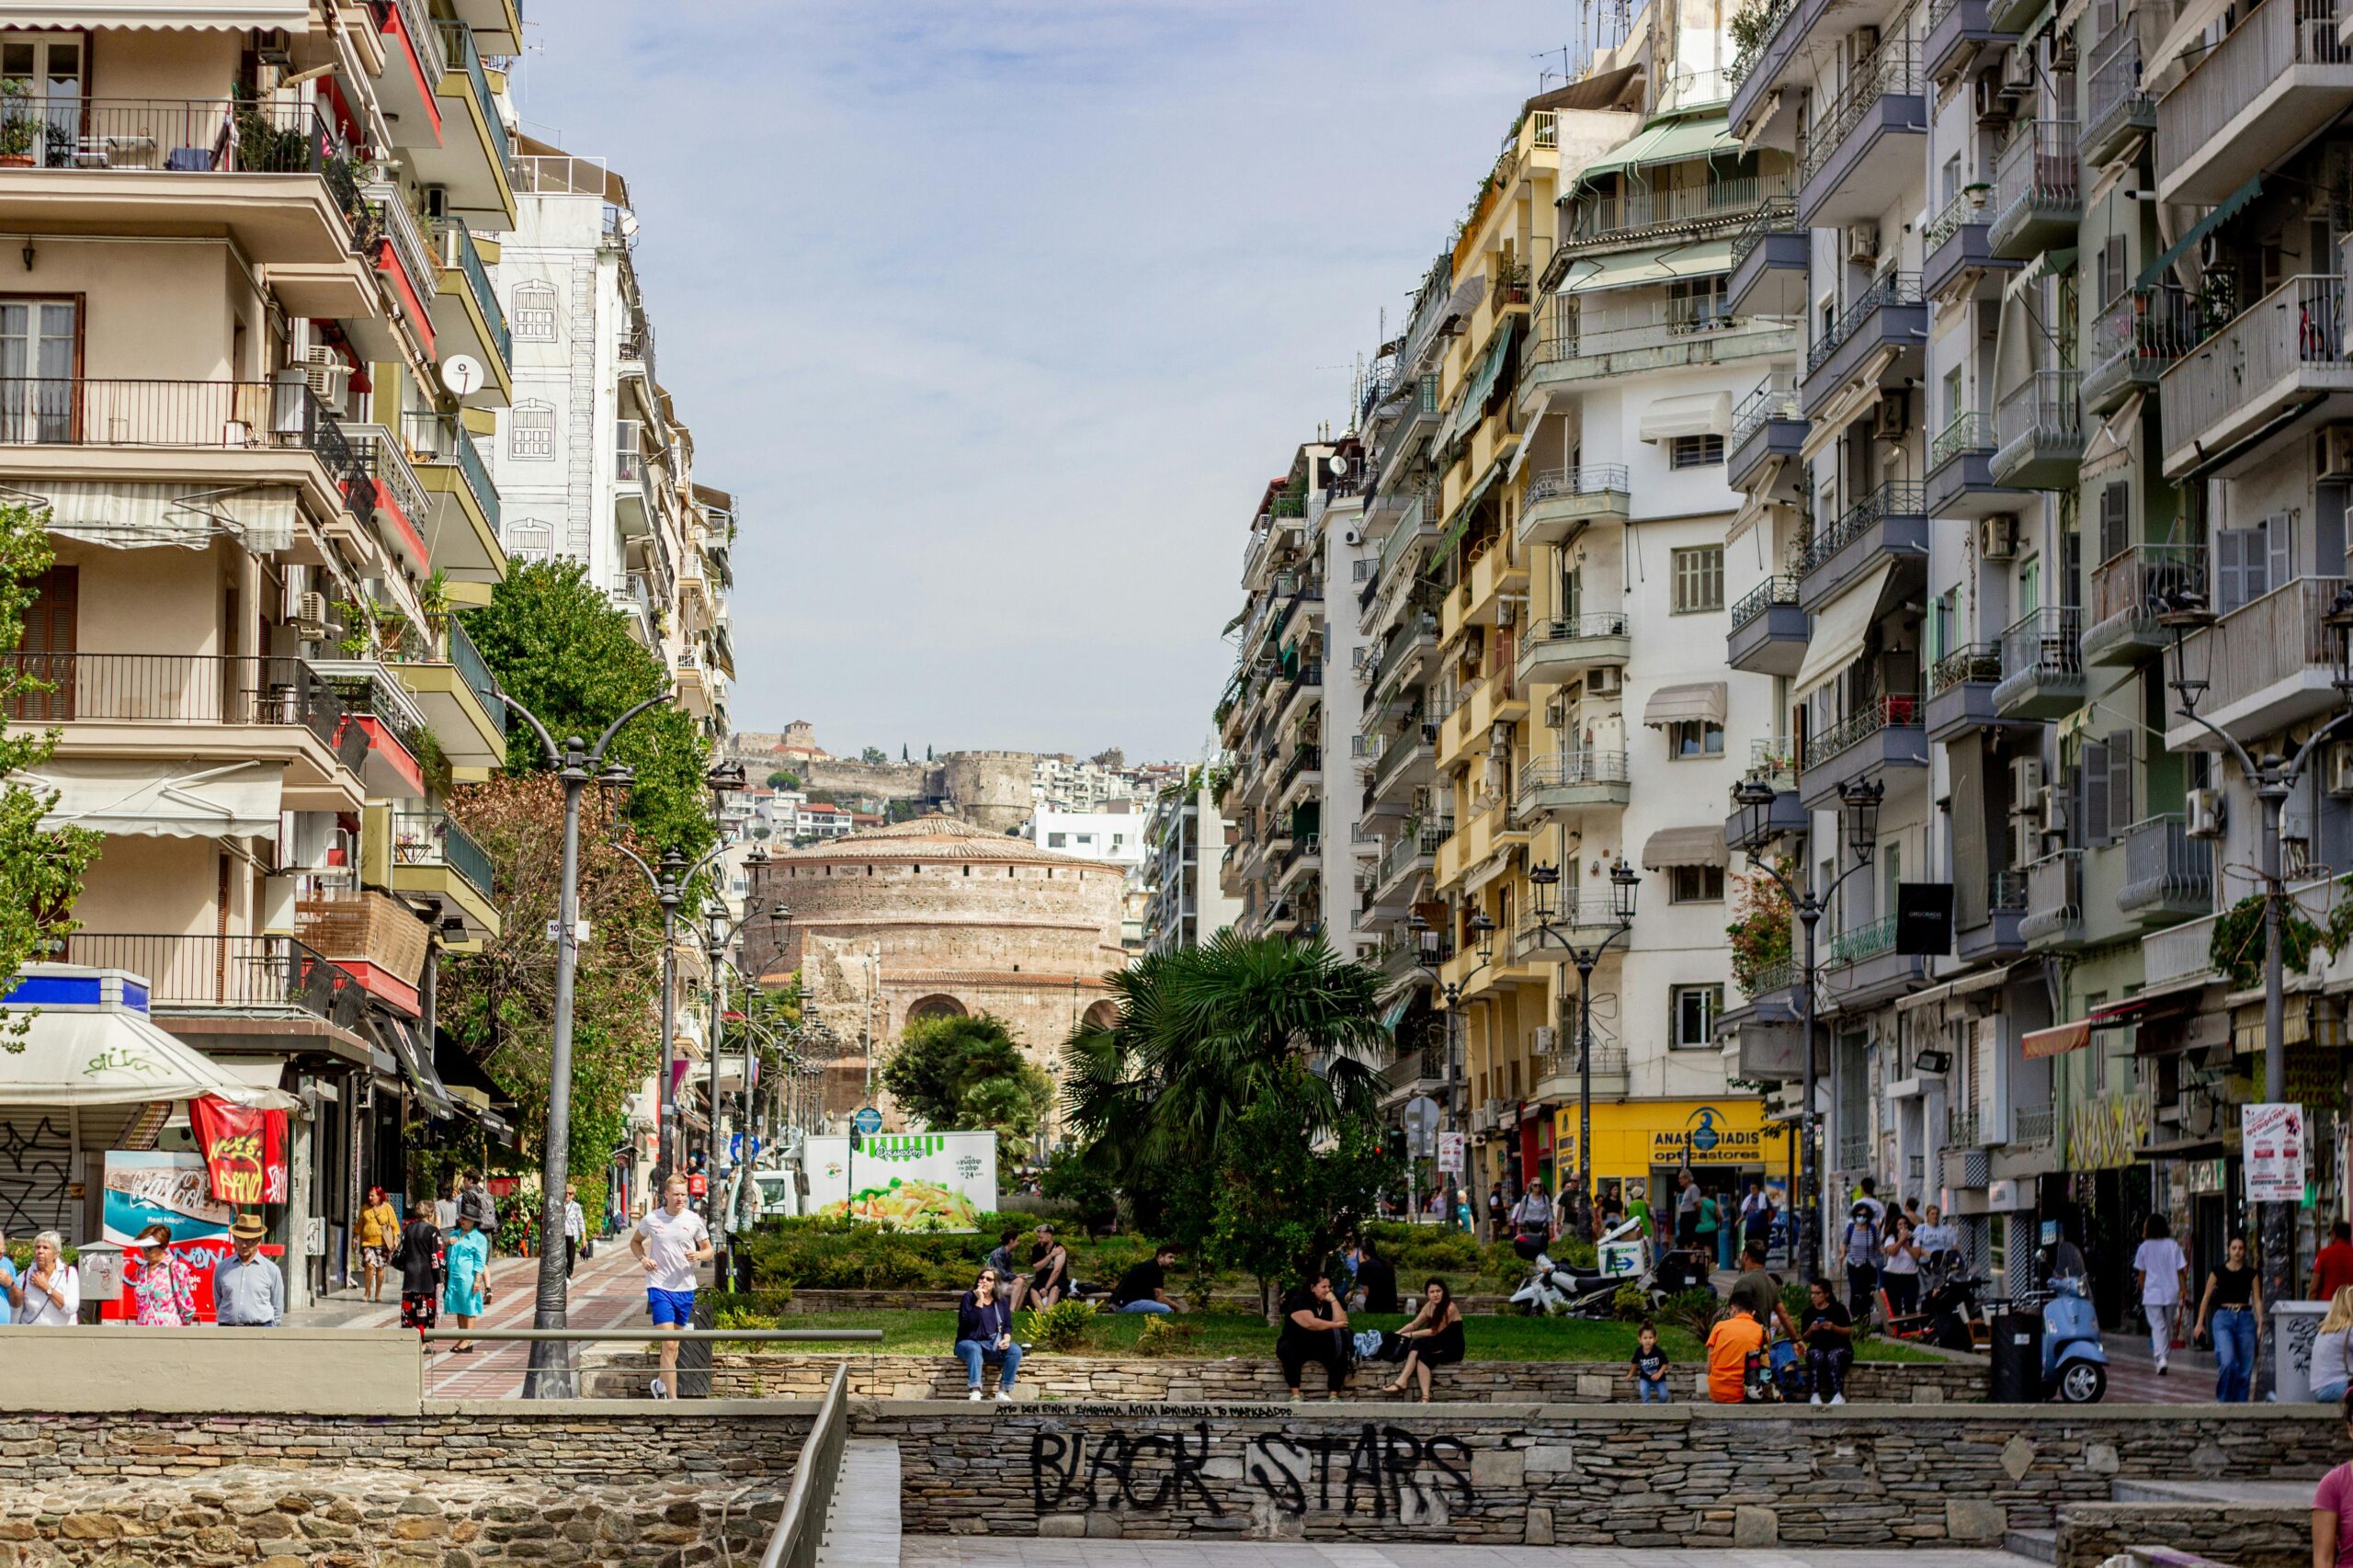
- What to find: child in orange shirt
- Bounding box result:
[1706,1302,1767,1403]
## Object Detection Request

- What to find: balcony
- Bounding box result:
[1371,818,1450,900]
[2158,274,2353,476]
[1794,482,1928,610]
[1723,738,1807,855]
[1957,867,2029,962]
[1513,902,1632,961]
[56,933,365,1028]
[1925,0,2018,82]
[2020,849,2086,949]
[1,651,366,812]
[1727,575,1807,676]
[2084,284,2201,415]
[1923,642,2010,740]
[2116,815,2214,922]
[400,413,505,584]
[1518,612,1632,686]
[1728,376,1806,497]
[2161,575,2353,747]
[434,220,513,400]
[1991,369,2084,487]
[1515,750,1631,818]
[1795,43,1927,227]
[1367,721,1437,812]
[2156,0,2353,206]
[2085,19,2156,166]
[1367,612,1440,710]
[1925,411,2021,519]
[344,425,430,571]
[363,805,498,943]
[419,18,517,221]
[1993,606,2086,718]
[1728,200,1809,315]
[295,889,428,1015]
[1563,174,1793,249]
[1987,119,2081,259]
[1516,465,1631,548]
[1800,693,1926,808]
[392,613,508,770]
[1825,914,1928,1007]
[2086,543,2204,666]
[1801,273,1927,417]
[1728,0,1811,144]
[1520,311,1793,404]
[1924,188,2012,302]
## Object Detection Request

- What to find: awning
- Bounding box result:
[2002,245,2077,304]
[2149,0,2232,75]
[2080,392,2143,481]
[19,758,282,842]
[370,1016,456,1119]
[1639,390,1733,442]
[1792,560,1894,700]
[0,965,299,1108]
[1727,491,1784,545]
[1557,237,1738,293]
[1464,852,1517,895]
[2022,1018,2091,1058]
[2138,176,2262,288]
[1641,825,1730,869]
[1574,115,1742,182]
[0,4,309,26]
[0,481,298,552]
[1439,324,1518,448]
[2088,992,2195,1029]
[2054,0,2096,40]
[1643,681,1727,727]
[1429,461,1506,566]
[1381,994,1415,1031]
[1894,962,2020,1013]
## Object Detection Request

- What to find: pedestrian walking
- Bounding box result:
[1375,1279,1464,1403]
[954,1265,1022,1402]
[1275,1267,1351,1400]
[1840,1201,1881,1323]
[1801,1278,1854,1404]
[631,1174,712,1399]
[1852,1176,1886,1230]
[441,1211,492,1354]
[1738,1178,1773,1259]
[2192,1234,2263,1403]
[2313,1288,2353,1404]
[2132,1213,2190,1375]
[1485,1182,1506,1238]
[392,1207,443,1335]
[212,1213,283,1328]
[1675,1169,1701,1248]
[1914,1202,1959,1265]
[358,1186,399,1304]
[128,1222,196,1326]
[563,1181,586,1279]
[457,1170,498,1246]
[1108,1244,1182,1314]
[1630,1321,1671,1403]
[17,1231,75,1325]
[1880,1214,1922,1319]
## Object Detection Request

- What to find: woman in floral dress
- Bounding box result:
[129,1222,196,1326]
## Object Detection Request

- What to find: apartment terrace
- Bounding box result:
[2085,542,2203,666]
[1957,867,2029,962]
[1799,692,1926,808]
[1520,307,1790,405]
[2160,574,2353,747]
[1728,375,1806,496]
[1560,173,1792,251]
[415,17,517,222]
[1793,481,1927,609]
[1516,465,1631,549]
[1794,42,1927,226]
[1371,817,1450,902]
[1926,410,2020,518]
[1801,272,1927,417]
[1925,0,2018,83]
[433,219,514,399]
[399,412,504,585]
[1513,749,1631,817]
[2157,0,2353,205]
[1722,736,1806,849]
[2158,274,2353,473]
[1990,369,2085,488]
[1728,199,1808,314]
[2085,16,2156,165]
[1824,913,1928,1008]
[1727,0,1815,146]
[1986,118,2081,259]
[56,932,369,1043]
[1923,641,2008,740]
[1728,574,1806,676]
[1518,612,1633,686]
[2116,814,2214,922]
[1992,606,2086,718]
[1924,188,2012,302]
[2020,848,2086,949]
[2084,284,2200,415]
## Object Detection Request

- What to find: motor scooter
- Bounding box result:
[1509,1217,1654,1316]
[2033,1274,2108,1403]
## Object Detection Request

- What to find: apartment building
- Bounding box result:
[489,142,734,740]
[0,1,525,1299]
[1142,767,1243,954]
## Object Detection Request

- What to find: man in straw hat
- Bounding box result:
[212,1211,284,1328]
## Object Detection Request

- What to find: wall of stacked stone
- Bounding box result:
[2053,1503,2307,1568]
[771,1289,1514,1314]
[582,1352,1986,1405]
[0,1469,782,1568]
[840,1402,2341,1546]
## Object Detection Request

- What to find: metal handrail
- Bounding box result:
[1526,464,1631,501]
[1565,174,1792,243]
[436,20,513,165]
[1930,410,1995,469]
[1924,187,1987,250]
[1529,611,1632,642]
[1729,575,1800,631]
[1798,42,1922,187]
[1928,641,2003,694]
[401,411,501,528]
[1731,375,1800,449]
[1806,273,1925,376]
[392,809,495,899]
[1803,693,1922,768]
[2087,284,2201,386]
[1731,199,1801,267]
[1998,606,2083,682]
[1793,482,1926,575]
[437,218,513,367]
[1991,118,2080,230]
[1995,369,2084,451]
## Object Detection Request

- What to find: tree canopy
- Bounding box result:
[882,1013,1051,1142]
[0,503,97,1024]
[766,769,799,790]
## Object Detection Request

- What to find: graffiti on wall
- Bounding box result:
[1029,1422,1477,1522]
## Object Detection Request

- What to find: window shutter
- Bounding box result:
[2320,484,2348,575]
[2098,483,2129,564]
[2214,528,2256,613]
[2105,730,2133,836]
[2079,739,2110,844]
[2263,511,2294,598]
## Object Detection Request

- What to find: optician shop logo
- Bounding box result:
[1684,1107,1723,1154]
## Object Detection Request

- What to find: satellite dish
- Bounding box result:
[440,354,484,397]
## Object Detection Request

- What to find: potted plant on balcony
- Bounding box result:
[0,81,39,167]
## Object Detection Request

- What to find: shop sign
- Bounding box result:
[2245,1102,2308,1203]
[99,1151,242,1324]
[1437,1131,1464,1174]
[188,1096,287,1205]
[1649,1105,1770,1164]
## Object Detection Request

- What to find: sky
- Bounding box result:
[510,1,1577,763]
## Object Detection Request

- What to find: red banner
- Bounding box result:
[189,1096,288,1206]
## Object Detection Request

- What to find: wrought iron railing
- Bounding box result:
[1564,175,1792,243]
[1803,693,1922,768]
[1990,118,2081,233]
[1731,373,1801,449]
[1730,574,1800,632]
[1731,199,1801,268]
[2089,542,2204,633]
[2087,284,2203,391]
[1928,641,2004,694]
[1525,464,1631,504]
[1806,273,1925,376]
[1925,186,1987,250]
[1827,914,1898,964]
[2086,17,2151,148]
[1527,611,1632,646]
[1797,42,1922,187]
[1995,369,2084,453]
[1930,410,1995,470]
[2,652,360,765]
[1997,606,2083,685]
[1793,482,1927,575]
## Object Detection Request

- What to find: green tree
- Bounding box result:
[0,502,97,1027]
[766,768,799,790]
[882,1013,1052,1142]
[860,745,887,766]
[460,559,715,858]
[1210,1077,1400,1312]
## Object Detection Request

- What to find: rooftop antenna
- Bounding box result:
[1535,43,1575,91]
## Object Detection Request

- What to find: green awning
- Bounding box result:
[1558,236,1738,293]
[1381,994,1415,1030]
[1428,460,1507,568]
[1438,323,1518,449]
[1571,115,1738,187]
[2139,176,2262,287]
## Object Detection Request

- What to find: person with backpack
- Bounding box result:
[1510,1183,1555,1244]
[1739,1178,1774,1262]
[1840,1201,1881,1324]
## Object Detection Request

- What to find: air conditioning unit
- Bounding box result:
[1586,666,1624,696]
[1872,390,1908,439]
[1845,222,1881,265]
[298,347,350,406]
[2010,811,2040,872]
[2323,426,2353,480]
[1532,1025,1556,1057]
[1848,25,1880,62]
[2009,756,2043,801]
[2186,787,2225,838]
[1981,514,2019,560]
[2000,44,2035,89]
[1544,697,1567,728]
[1343,527,1365,546]
[1973,75,2002,120]
[1497,599,1518,627]
[292,590,328,638]
[2333,744,2353,797]
[2037,783,2066,837]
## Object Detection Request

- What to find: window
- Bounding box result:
[1942,368,1963,428]
[616,419,642,482]
[1670,434,1725,469]
[1671,864,1725,902]
[509,399,555,460]
[2018,556,2040,617]
[2097,482,2130,564]
[502,518,551,562]
[511,281,559,343]
[0,300,75,442]
[1048,832,1067,847]
[1671,984,1723,1048]
[1667,276,1729,330]
[1669,720,1725,758]
[1671,545,1724,611]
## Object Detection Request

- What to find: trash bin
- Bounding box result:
[678,1295,714,1399]
[1990,1310,2042,1403]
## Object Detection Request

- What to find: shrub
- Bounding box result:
[1020,1298,1098,1353]
[1656,1288,1721,1338]
[1611,1283,1651,1321]
[1132,1314,1202,1358]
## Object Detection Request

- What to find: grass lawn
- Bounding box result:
[754,1309,1940,1364]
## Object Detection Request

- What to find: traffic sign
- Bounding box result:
[852,1106,883,1136]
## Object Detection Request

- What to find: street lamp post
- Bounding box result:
[1420,908,1495,1229]
[2161,585,2353,1389]
[1523,855,1640,1239]
[1729,771,1885,1282]
[495,690,673,1399]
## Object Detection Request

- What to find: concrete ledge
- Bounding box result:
[0,1326,420,1416]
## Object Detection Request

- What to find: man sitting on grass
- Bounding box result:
[1108,1244,1182,1314]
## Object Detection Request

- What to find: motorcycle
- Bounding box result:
[2023,1274,2108,1403]
[1893,1249,1995,1352]
[1510,1217,1659,1317]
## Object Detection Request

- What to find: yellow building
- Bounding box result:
[1552,1097,1789,1199]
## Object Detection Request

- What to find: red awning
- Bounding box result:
[2022,1019,2091,1059]
[2088,993,2195,1030]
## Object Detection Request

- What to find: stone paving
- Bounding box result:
[903,1544,2047,1567]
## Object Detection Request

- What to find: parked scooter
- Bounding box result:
[1510,1217,1656,1317]
[2025,1274,2108,1403]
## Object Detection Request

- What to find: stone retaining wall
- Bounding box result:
[0,1468,782,1568]
[773,1289,1511,1314]
[2055,1503,2307,1568]
[583,1350,1985,1404]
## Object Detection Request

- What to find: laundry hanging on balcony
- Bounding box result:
[19,758,281,842]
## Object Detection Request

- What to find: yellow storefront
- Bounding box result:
[1552,1098,1786,1204]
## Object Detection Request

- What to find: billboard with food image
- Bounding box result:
[99,1151,240,1322]
[803,1131,997,1230]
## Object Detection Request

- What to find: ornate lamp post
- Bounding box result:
[1417,908,1495,1228]
[1729,770,1885,1281]
[1523,854,1639,1237]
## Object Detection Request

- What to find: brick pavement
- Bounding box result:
[423,1239,659,1400]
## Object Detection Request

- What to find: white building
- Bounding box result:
[1025,808,1148,870]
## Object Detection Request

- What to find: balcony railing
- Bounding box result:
[2090,542,2204,634]
[1375,819,1451,889]
[2087,285,2202,391]
[1564,174,1792,243]
[2012,1104,2057,1147]
[1806,273,1925,377]
[361,179,437,302]
[0,375,352,458]
[1793,482,1926,576]
[1745,734,1799,790]
[1528,611,1632,646]
[347,424,429,534]
[401,411,501,528]
[437,20,513,165]
[382,0,450,82]
[2175,575,2352,722]
[1531,308,1790,381]
[1929,410,1995,470]
[1995,369,2084,452]
[1998,607,2083,685]
[1,653,361,765]
[1947,1108,1983,1147]
[1731,199,1800,269]
[2024,849,2083,936]
[2119,814,2212,907]
[56,932,362,1017]
[1828,914,1898,965]
[1526,464,1631,504]
[1730,0,1801,82]
[1730,574,1800,632]
[436,219,513,368]
[1990,118,2080,232]
[0,96,359,189]
[2086,19,2151,148]
[1519,749,1632,791]
[1804,693,1922,768]
[1925,187,1985,251]
[1731,374,1800,449]
[1279,744,1323,790]
[1798,42,1923,188]
[2157,0,2350,193]
[1928,641,2004,694]
[1989,867,2028,912]
[2161,274,2347,455]
[392,810,494,900]
[425,612,506,735]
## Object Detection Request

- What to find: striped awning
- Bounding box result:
[1641,826,1729,869]
[1642,682,1727,727]
[2138,176,2261,288]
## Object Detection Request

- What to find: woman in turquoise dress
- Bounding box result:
[441,1213,491,1352]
